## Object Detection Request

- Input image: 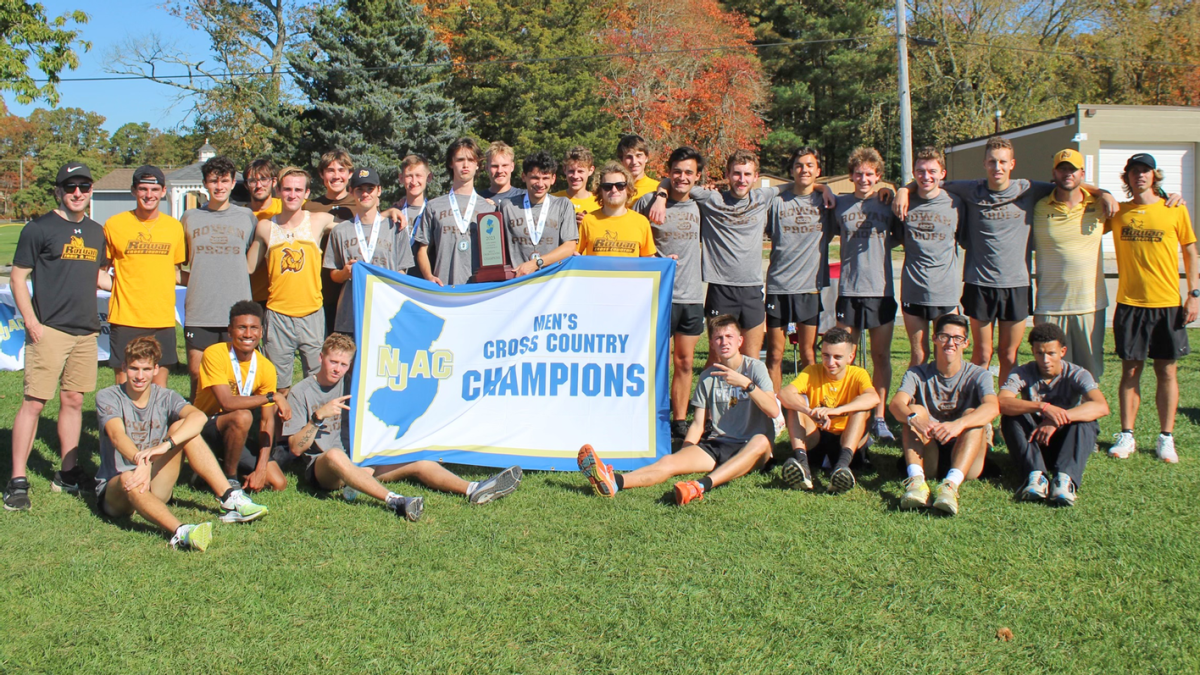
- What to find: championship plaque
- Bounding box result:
[474,211,515,282]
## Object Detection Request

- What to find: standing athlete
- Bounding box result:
[500,150,578,275]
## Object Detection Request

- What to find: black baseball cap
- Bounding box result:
[55,162,93,185]
[1124,153,1157,172]
[349,168,380,188]
[132,165,167,187]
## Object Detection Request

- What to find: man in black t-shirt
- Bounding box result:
[5,162,113,511]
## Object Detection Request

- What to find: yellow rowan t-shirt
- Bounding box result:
[789,364,873,434]
[577,210,657,257]
[104,210,186,328]
[632,175,660,201]
[194,341,278,416]
[250,198,283,302]
[1106,200,1196,308]
[552,190,602,215]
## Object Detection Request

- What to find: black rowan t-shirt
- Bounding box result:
[12,210,107,335]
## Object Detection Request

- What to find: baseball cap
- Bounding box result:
[131,165,167,187]
[1052,149,1084,170]
[349,168,380,188]
[1124,153,1156,171]
[56,162,93,185]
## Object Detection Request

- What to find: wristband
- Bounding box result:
[167,437,177,450]
[907,412,918,422]
[311,411,326,427]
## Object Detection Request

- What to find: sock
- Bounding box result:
[386,491,402,503]
[1122,429,1134,435]
[174,524,188,538]
[466,481,479,496]
[1160,431,1172,437]
[906,464,925,480]
[218,488,234,503]
[834,447,855,471]
[614,474,625,491]
[792,449,809,464]
[698,476,713,492]
[945,468,965,487]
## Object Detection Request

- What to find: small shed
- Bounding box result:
[89,168,136,224]
[165,142,240,218]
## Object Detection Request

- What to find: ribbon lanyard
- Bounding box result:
[353,212,383,262]
[403,200,426,243]
[228,347,258,397]
[523,195,551,246]
[449,191,478,235]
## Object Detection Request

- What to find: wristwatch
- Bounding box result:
[907,412,919,422]
[744,381,757,393]
[311,411,325,427]
[533,253,545,269]
[1190,289,1200,299]
[656,190,669,199]
[265,391,275,405]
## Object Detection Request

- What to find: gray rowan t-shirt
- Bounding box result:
[182,204,257,327]
[479,186,526,202]
[834,194,896,298]
[282,375,348,454]
[1001,361,1097,409]
[766,190,831,294]
[415,192,483,285]
[397,199,429,277]
[693,186,780,286]
[898,362,995,423]
[893,190,964,307]
[942,179,1054,288]
[95,383,188,482]
[690,356,774,444]
[500,195,578,267]
[635,193,703,304]
[323,216,414,333]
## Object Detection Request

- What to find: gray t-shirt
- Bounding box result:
[396,199,429,277]
[415,192,483,286]
[323,215,414,334]
[480,186,526,202]
[690,356,774,444]
[635,193,703,304]
[893,190,964,307]
[898,362,995,423]
[834,194,896,298]
[766,190,831,294]
[1001,361,1097,410]
[182,204,257,327]
[282,375,348,454]
[943,179,1054,288]
[95,384,188,482]
[500,195,578,267]
[693,186,780,286]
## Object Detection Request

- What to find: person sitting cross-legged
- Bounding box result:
[776,327,878,493]
[95,337,268,552]
[577,314,779,505]
[999,323,1110,507]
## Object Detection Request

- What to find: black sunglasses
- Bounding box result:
[599,181,628,192]
[62,183,93,194]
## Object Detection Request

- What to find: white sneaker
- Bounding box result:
[1110,432,1136,459]
[1049,473,1076,507]
[1156,434,1179,464]
[773,412,786,440]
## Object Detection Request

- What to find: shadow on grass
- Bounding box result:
[545,477,593,496]
[1178,407,1200,427]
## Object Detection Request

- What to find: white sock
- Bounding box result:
[386,491,402,502]
[466,481,480,496]
[945,468,965,487]
[906,464,925,480]
[174,524,189,538]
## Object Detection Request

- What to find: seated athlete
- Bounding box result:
[194,300,291,492]
[999,323,1109,507]
[889,313,998,515]
[777,327,878,493]
[577,314,778,505]
[95,337,268,552]
[282,334,522,520]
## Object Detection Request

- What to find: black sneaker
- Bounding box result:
[52,466,97,494]
[387,494,424,522]
[780,457,813,491]
[670,420,690,440]
[4,478,31,511]
[829,467,857,494]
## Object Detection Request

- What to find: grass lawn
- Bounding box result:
[0,222,23,268]
[1,327,1198,673]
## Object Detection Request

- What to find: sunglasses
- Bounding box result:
[599,181,628,192]
[62,183,92,194]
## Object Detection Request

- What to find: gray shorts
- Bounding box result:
[263,308,324,389]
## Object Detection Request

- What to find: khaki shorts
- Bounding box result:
[1034,310,1106,381]
[24,325,98,399]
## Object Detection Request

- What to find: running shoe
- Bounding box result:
[3,477,31,511]
[829,467,856,494]
[899,476,930,509]
[171,522,213,552]
[469,466,523,505]
[1020,472,1049,502]
[1049,473,1076,507]
[387,494,424,522]
[932,480,959,515]
[1156,434,1179,464]
[872,417,895,443]
[780,457,813,491]
[577,444,617,497]
[218,490,269,523]
[1109,432,1136,459]
[673,480,704,505]
[51,466,97,494]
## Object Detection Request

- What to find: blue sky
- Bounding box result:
[5,1,214,132]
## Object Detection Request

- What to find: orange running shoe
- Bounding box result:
[673,480,704,505]
[577,444,618,497]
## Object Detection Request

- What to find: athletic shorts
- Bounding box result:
[263,308,325,389]
[108,324,178,368]
[961,283,1031,323]
[835,296,898,330]
[806,430,868,470]
[23,325,98,399]
[1113,303,1190,361]
[766,292,821,329]
[901,303,958,322]
[671,303,705,337]
[693,438,745,466]
[200,414,271,477]
[705,284,765,329]
[184,325,230,353]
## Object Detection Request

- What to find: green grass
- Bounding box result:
[2,327,1199,673]
[0,222,22,268]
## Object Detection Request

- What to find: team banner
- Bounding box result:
[349,258,675,471]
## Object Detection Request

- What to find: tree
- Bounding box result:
[0,1,89,105]
[10,107,109,217]
[108,122,152,165]
[274,0,469,194]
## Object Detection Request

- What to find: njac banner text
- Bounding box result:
[349,258,675,471]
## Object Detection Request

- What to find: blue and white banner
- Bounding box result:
[349,258,675,471]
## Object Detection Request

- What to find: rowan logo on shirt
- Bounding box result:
[61,235,99,261]
[280,246,306,273]
[124,231,171,255]
[1119,216,1164,243]
[592,230,638,255]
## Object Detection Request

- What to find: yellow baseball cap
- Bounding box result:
[1053,149,1084,170]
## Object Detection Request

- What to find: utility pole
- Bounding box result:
[896,0,913,184]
